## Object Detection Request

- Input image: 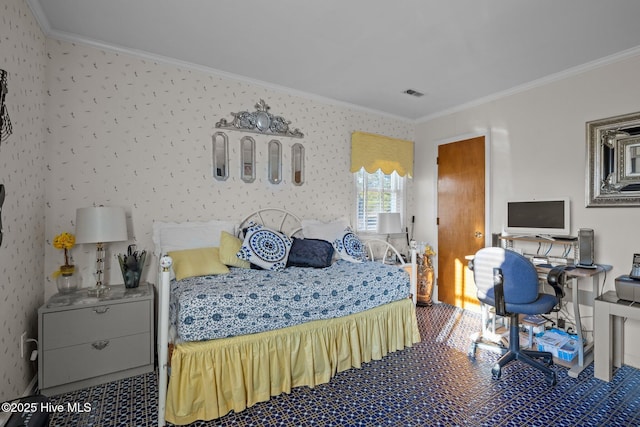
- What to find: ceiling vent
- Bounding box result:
[403,89,424,97]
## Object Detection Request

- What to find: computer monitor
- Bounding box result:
[504,198,570,237]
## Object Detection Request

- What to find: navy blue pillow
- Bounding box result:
[287,238,334,268]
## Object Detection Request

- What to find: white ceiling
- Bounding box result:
[27,0,640,121]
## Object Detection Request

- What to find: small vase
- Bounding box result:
[118,251,146,289]
[56,265,78,294]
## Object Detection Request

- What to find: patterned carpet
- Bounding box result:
[47,303,640,426]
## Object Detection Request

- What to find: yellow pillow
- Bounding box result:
[167,247,229,280]
[218,231,250,268]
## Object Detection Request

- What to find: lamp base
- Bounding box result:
[87,284,110,298]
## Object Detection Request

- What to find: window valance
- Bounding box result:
[350,131,414,177]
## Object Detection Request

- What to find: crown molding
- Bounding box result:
[417,45,640,123]
[26,0,52,34]
[26,2,413,125]
[29,0,637,126]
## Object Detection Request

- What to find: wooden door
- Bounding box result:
[437,136,486,311]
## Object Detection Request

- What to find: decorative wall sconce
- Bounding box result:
[216,99,304,138]
[0,70,12,145]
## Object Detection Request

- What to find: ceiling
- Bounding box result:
[27,0,640,121]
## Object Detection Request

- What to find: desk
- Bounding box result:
[535,264,611,378]
[594,291,640,381]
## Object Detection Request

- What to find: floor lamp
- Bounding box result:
[75,206,128,297]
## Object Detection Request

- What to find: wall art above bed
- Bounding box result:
[212,131,305,185]
[215,99,304,138]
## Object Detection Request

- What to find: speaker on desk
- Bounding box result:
[577,228,595,268]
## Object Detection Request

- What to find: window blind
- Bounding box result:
[355,168,404,232]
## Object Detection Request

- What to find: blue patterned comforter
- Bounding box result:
[170,260,410,342]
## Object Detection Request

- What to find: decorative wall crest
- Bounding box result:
[215,99,304,138]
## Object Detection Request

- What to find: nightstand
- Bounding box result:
[38,283,154,396]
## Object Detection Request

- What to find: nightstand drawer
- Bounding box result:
[41,332,151,389]
[42,300,150,350]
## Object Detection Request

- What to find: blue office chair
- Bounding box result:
[468,247,564,386]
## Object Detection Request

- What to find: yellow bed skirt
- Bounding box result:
[165,298,421,425]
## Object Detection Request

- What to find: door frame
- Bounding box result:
[432,130,492,303]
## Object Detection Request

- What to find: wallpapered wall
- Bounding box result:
[0,0,47,400]
[43,40,415,300]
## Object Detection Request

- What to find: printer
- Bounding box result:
[615,253,640,303]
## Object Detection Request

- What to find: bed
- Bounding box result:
[154,209,420,426]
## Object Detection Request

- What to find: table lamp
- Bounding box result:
[75,206,128,296]
[377,212,402,241]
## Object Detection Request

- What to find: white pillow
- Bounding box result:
[152,220,236,257]
[301,218,350,242]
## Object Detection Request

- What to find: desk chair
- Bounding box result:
[468,247,564,386]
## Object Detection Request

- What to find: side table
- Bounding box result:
[594,290,640,381]
[38,283,154,395]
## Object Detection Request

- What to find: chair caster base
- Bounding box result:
[491,365,501,380]
[468,343,477,360]
[545,372,557,386]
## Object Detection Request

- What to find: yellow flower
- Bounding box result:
[53,232,75,250]
[52,232,75,276]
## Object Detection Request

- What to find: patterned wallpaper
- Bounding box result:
[0,0,47,400]
[43,40,415,299]
[6,1,639,394]
[0,0,415,399]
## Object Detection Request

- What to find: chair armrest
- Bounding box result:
[493,267,506,316]
[546,266,566,299]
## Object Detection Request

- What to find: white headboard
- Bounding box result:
[238,208,302,238]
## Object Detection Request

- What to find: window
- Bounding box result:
[355,168,405,232]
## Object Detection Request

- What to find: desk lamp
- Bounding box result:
[75,206,128,297]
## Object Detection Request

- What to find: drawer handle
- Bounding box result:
[93,307,110,314]
[91,340,110,350]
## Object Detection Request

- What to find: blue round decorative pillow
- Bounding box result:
[237,222,292,271]
[333,227,366,263]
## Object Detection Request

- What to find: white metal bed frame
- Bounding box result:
[155,208,417,426]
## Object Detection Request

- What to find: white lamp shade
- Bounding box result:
[75,206,128,244]
[377,212,402,234]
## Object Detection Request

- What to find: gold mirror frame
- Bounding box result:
[586,111,640,207]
